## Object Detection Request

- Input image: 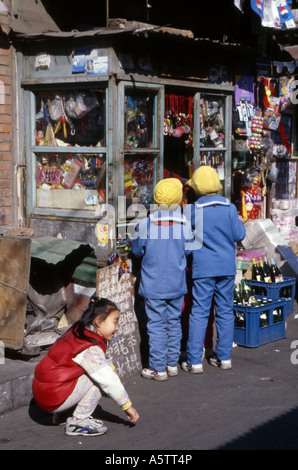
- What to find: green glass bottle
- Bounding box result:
[263,256,272,283]
[270,258,284,283]
[252,257,262,281]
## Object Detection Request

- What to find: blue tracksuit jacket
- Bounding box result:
[131,207,193,300]
[184,195,246,278]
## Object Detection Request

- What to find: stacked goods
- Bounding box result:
[233,277,287,347]
[241,219,298,281]
[245,257,296,317]
[271,198,298,244]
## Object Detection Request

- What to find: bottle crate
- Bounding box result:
[233,299,286,348]
[245,276,296,317]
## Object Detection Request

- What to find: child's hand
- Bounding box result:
[125,406,139,424]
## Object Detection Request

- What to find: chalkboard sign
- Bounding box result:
[96,262,142,379]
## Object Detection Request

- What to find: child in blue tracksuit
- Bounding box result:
[131,178,193,381]
[182,166,246,373]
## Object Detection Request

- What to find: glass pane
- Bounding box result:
[124,154,155,205]
[164,91,194,179]
[36,152,106,210]
[35,88,106,148]
[200,95,225,148]
[199,151,225,194]
[125,90,155,149]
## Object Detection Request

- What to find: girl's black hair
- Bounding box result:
[71,295,119,343]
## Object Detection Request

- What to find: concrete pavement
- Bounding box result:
[0,305,298,450]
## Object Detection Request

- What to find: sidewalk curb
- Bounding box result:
[0,355,39,415]
[0,372,34,414]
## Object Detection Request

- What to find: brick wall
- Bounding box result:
[0,2,15,227]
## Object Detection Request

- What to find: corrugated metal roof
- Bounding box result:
[12,21,194,40]
[30,236,89,263]
[31,236,98,284]
[10,0,60,35]
[10,14,249,50]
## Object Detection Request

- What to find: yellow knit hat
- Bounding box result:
[188,166,221,195]
[154,178,183,207]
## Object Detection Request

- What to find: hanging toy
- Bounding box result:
[279,76,295,111]
[248,110,264,151]
[240,169,264,222]
[54,98,68,139]
[54,113,67,138]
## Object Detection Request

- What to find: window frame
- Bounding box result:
[193,91,232,198]
[26,82,109,220]
[117,81,164,217]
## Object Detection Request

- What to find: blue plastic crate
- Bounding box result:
[233,299,286,348]
[245,276,296,317]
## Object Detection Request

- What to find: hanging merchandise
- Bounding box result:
[124,157,154,205]
[250,0,264,18]
[235,99,253,135]
[235,75,255,106]
[275,0,295,24]
[164,93,194,146]
[262,78,281,132]
[263,91,281,131]
[279,76,295,111]
[49,95,63,122]
[249,110,264,151]
[240,168,265,222]
[234,75,256,136]
[43,122,57,147]
[54,101,67,139]
[234,0,245,12]
[200,97,225,148]
[258,76,292,154]
[254,0,296,29]
[262,0,281,28]
[125,95,152,149]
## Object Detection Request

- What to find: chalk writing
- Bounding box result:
[96,262,142,379]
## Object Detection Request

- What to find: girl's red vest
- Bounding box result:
[32,328,107,412]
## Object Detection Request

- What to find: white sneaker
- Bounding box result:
[141,368,168,381]
[181,362,203,374]
[209,357,232,370]
[220,360,232,370]
[166,365,178,376]
[65,417,108,436]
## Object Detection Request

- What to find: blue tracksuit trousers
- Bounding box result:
[187,276,235,364]
[144,296,184,372]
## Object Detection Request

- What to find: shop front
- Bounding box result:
[3,19,297,359]
[4,23,248,355]
[13,25,241,259]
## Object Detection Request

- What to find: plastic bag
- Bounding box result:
[49,95,63,121]
[65,96,77,119]
[267,162,279,182]
[66,93,99,119]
